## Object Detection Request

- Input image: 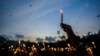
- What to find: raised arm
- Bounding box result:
[60,23,76,38]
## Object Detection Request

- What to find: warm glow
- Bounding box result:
[41,48,45,51]
[11,45,13,48]
[18,40,21,44]
[29,52,33,56]
[86,47,93,56]
[67,43,70,47]
[2,48,4,50]
[23,44,26,47]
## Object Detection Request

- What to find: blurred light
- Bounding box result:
[92,41,95,45]
[41,48,45,51]
[28,47,30,49]
[60,10,63,14]
[37,43,39,46]
[54,48,56,51]
[22,50,24,52]
[91,41,96,48]
[47,45,50,47]
[43,42,45,46]
[23,44,26,47]
[67,43,70,47]
[51,47,54,51]
[86,47,93,56]
[18,40,21,44]
[29,52,33,56]
[32,45,35,47]
[60,48,64,52]
[11,45,13,48]
[2,48,4,50]
[65,47,67,50]
[14,51,17,54]
[9,46,10,49]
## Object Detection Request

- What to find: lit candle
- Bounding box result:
[60,10,64,23]
[23,44,26,47]
[18,40,21,45]
[18,40,21,48]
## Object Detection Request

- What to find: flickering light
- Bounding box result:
[37,43,39,46]
[22,50,24,52]
[60,48,64,52]
[65,47,67,50]
[23,44,26,47]
[14,51,17,54]
[67,43,70,47]
[28,47,30,49]
[32,45,35,47]
[11,45,13,48]
[91,41,96,48]
[47,45,50,47]
[60,10,63,14]
[51,47,54,51]
[29,52,33,56]
[9,46,10,49]
[2,48,4,50]
[86,47,93,56]
[18,40,21,44]
[54,48,56,51]
[92,41,95,45]
[41,48,45,51]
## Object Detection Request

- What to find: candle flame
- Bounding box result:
[60,10,63,14]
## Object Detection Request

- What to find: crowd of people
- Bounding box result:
[0,30,100,56]
[0,23,100,56]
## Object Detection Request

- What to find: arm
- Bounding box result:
[60,23,76,37]
[60,23,80,48]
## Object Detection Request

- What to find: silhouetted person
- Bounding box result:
[60,23,80,48]
[60,23,94,56]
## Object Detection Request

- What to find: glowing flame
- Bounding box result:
[60,10,63,14]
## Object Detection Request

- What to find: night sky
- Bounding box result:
[0,0,100,41]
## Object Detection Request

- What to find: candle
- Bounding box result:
[18,40,21,48]
[60,10,63,23]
